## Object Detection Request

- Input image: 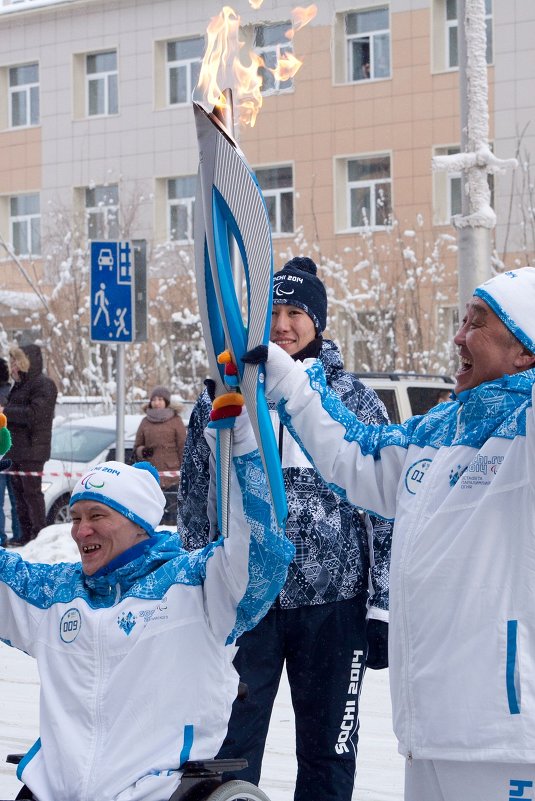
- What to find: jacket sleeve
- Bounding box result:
[174,415,187,469]
[134,419,146,451]
[200,420,295,645]
[343,377,393,618]
[5,376,56,432]
[134,419,146,460]
[364,513,391,619]
[0,552,67,654]
[272,359,415,520]
[177,392,214,549]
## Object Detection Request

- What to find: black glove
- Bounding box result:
[365,619,388,670]
[142,447,154,459]
[241,344,268,365]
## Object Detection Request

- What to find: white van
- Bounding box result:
[357,372,455,423]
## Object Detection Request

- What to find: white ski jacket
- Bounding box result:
[268,358,535,763]
[0,447,294,801]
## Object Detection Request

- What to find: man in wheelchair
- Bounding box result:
[0,417,294,801]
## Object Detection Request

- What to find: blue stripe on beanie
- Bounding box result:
[273,257,327,333]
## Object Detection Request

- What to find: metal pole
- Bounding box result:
[456,0,492,312]
[115,343,125,463]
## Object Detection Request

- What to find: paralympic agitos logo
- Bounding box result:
[80,472,105,490]
[274,275,303,297]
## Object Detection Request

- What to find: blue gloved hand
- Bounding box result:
[366,619,389,670]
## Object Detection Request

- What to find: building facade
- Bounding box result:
[0,0,533,377]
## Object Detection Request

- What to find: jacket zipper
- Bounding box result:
[82,585,119,800]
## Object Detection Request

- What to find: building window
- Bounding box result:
[433,144,494,224]
[167,38,204,106]
[86,51,118,116]
[9,63,39,127]
[346,155,392,228]
[446,0,492,69]
[345,7,390,82]
[85,185,119,240]
[168,177,196,242]
[10,194,40,256]
[438,305,459,344]
[254,165,294,234]
[254,22,294,94]
[434,144,462,224]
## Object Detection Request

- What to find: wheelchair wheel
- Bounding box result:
[204,780,271,801]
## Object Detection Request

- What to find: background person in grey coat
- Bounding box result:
[178,258,392,801]
[4,344,57,545]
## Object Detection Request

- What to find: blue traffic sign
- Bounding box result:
[90,241,134,343]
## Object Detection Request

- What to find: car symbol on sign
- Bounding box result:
[98,248,114,269]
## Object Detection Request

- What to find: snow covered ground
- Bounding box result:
[0,525,405,800]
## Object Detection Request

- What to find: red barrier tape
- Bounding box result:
[4,469,181,478]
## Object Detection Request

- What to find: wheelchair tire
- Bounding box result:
[204,780,271,801]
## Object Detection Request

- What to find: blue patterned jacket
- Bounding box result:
[179,339,392,615]
[0,448,294,801]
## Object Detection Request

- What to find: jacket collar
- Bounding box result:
[454,368,535,445]
[83,531,185,597]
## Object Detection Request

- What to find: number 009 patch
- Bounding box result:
[59,608,82,643]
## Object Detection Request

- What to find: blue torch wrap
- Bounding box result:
[193,101,288,533]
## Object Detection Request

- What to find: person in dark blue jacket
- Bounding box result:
[178,257,392,801]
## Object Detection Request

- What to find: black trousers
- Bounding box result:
[162,483,180,526]
[10,464,46,541]
[218,594,368,801]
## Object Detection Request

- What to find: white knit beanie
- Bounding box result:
[475,267,535,355]
[69,461,166,534]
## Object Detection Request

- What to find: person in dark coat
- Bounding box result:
[4,344,57,545]
[179,258,392,801]
[0,357,21,546]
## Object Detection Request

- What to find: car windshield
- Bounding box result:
[50,426,115,462]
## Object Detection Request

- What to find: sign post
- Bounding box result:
[90,241,135,463]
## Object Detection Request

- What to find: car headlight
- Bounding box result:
[41,482,52,492]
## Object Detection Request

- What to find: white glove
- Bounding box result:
[203,403,256,457]
[264,342,304,402]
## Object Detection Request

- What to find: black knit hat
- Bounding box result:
[272,257,327,333]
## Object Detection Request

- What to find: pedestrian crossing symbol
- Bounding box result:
[90,241,134,343]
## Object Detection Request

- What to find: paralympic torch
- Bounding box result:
[193,98,288,534]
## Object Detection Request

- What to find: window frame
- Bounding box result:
[85,185,119,241]
[167,177,196,243]
[253,164,294,236]
[166,37,204,107]
[86,50,118,117]
[345,154,392,230]
[8,62,40,128]
[445,0,493,70]
[345,7,391,83]
[254,22,294,95]
[9,193,41,257]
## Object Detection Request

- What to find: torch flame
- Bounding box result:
[269,52,303,83]
[195,3,317,128]
[286,4,318,40]
[249,0,263,8]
